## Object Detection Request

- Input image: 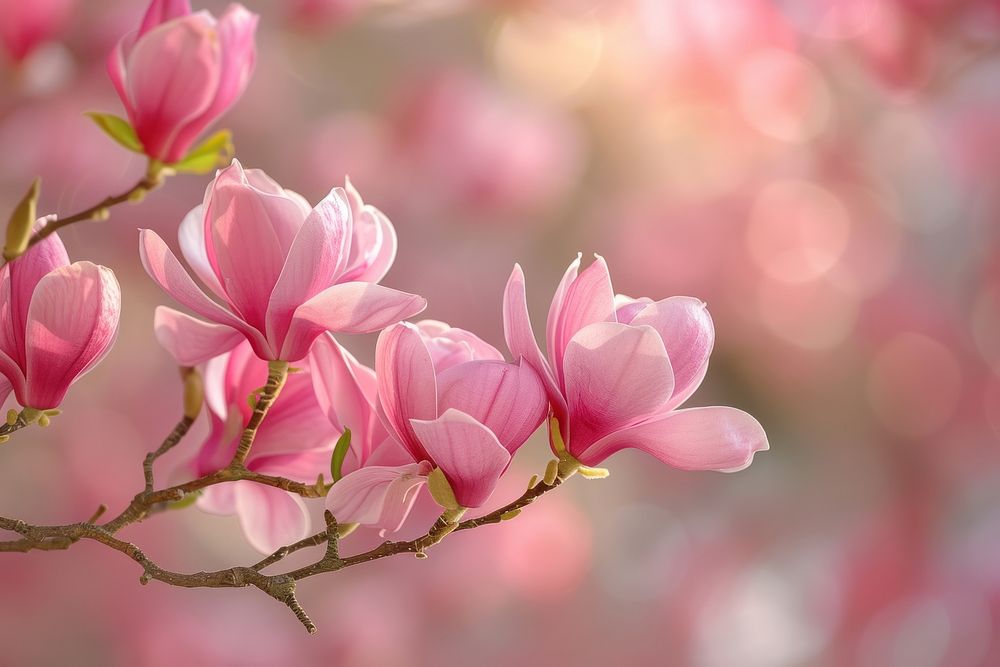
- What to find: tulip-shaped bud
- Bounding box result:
[0,232,120,411]
[0,0,75,64]
[324,319,549,533]
[503,254,769,472]
[104,0,258,164]
[144,160,426,365]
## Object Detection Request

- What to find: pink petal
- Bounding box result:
[547,254,616,388]
[246,372,339,460]
[417,319,504,372]
[410,408,511,509]
[0,227,68,368]
[106,34,135,119]
[341,204,398,284]
[178,204,226,300]
[309,333,381,464]
[502,264,562,412]
[265,188,351,350]
[139,0,192,37]
[576,406,769,472]
[437,359,547,454]
[169,4,258,158]
[154,306,242,366]
[22,262,121,409]
[280,282,426,361]
[126,15,221,161]
[562,322,674,454]
[233,481,311,554]
[197,482,236,515]
[325,462,429,532]
[139,228,270,357]
[630,297,715,410]
[0,370,12,406]
[375,323,437,462]
[613,294,653,325]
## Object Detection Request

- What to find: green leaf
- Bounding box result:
[171,129,234,174]
[168,490,201,511]
[86,112,143,153]
[330,429,351,483]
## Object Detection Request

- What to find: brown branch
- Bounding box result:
[25,165,165,251]
[231,360,289,465]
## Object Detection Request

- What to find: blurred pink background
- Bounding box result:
[2,0,1000,664]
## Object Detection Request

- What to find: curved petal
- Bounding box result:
[548,254,616,388]
[169,4,258,157]
[138,229,270,357]
[126,15,220,160]
[197,481,236,515]
[23,262,121,409]
[437,359,547,454]
[0,226,69,367]
[280,282,426,361]
[562,322,674,454]
[309,333,381,464]
[630,297,715,410]
[375,323,436,462]
[178,204,226,300]
[342,204,398,284]
[410,408,511,509]
[417,320,504,372]
[265,188,351,350]
[233,481,311,554]
[154,306,242,366]
[325,462,429,532]
[502,264,562,411]
[577,406,769,471]
[139,0,192,37]
[0,370,12,407]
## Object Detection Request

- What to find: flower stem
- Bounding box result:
[230,360,290,466]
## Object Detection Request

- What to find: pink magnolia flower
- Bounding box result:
[324,320,548,532]
[144,160,424,364]
[0,229,120,410]
[0,0,75,63]
[187,340,337,553]
[107,0,258,163]
[503,254,768,471]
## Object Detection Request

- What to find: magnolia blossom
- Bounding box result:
[0,229,120,410]
[187,340,337,553]
[504,254,768,470]
[107,0,258,162]
[0,0,75,63]
[324,320,548,532]
[144,160,424,364]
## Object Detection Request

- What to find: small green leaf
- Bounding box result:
[171,129,234,174]
[168,491,201,511]
[330,428,351,483]
[86,112,143,153]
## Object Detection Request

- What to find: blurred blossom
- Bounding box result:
[0,0,75,64]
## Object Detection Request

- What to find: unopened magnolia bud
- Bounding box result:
[427,467,460,510]
[337,522,359,538]
[500,509,521,521]
[527,474,539,490]
[543,459,559,486]
[181,367,203,420]
[4,178,40,261]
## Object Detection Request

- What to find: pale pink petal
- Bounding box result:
[309,333,381,464]
[197,482,236,515]
[562,322,674,454]
[265,188,351,349]
[125,15,220,161]
[437,359,547,454]
[375,323,437,462]
[106,34,135,118]
[613,294,653,325]
[576,406,769,472]
[139,0,192,37]
[154,306,242,366]
[548,255,616,388]
[169,4,258,157]
[0,369,13,406]
[630,297,715,411]
[410,408,511,509]
[22,262,121,409]
[502,264,562,410]
[233,482,311,554]
[417,319,504,372]
[545,253,580,367]
[280,282,426,361]
[138,228,270,357]
[325,463,428,529]
[341,205,397,284]
[246,373,339,460]
[178,204,226,300]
